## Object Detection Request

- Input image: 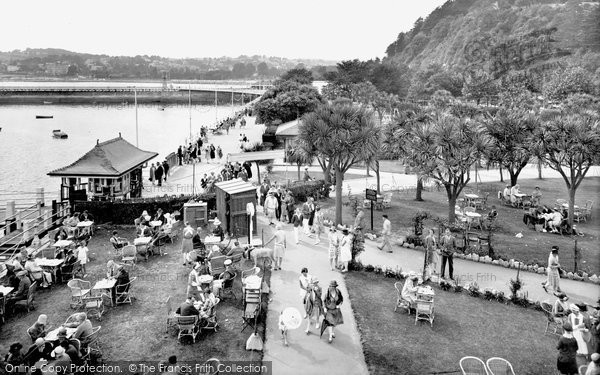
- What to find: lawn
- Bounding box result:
[345,271,576,375]
[0,224,269,364]
[317,176,600,275]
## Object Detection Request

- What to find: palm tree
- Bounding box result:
[299,102,380,224]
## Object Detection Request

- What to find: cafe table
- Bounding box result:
[93,278,117,306]
[0,286,14,305]
[45,326,77,341]
[53,240,73,248]
[36,258,65,283]
[76,220,94,236]
[464,193,480,207]
[204,236,221,246]
[464,211,483,229]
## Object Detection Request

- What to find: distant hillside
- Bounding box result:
[385,0,600,71]
[0,48,337,80]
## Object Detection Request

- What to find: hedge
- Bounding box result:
[287,180,329,202]
[74,194,216,224]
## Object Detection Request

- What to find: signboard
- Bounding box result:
[365,189,377,201]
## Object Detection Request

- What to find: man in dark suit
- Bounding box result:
[177,146,183,166]
[23,338,53,365]
[6,270,31,312]
[155,163,164,186]
[176,298,200,316]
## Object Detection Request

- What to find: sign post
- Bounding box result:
[365,189,377,231]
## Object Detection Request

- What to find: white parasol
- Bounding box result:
[281,307,302,330]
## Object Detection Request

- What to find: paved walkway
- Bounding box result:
[258,214,368,375]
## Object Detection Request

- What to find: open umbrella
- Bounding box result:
[281,307,302,330]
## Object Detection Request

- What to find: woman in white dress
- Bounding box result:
[264,223,286,270]
[338,229,352,273]
[313,207,324,245]
[181,222,195,266]
[568,304,589,357]
[328,227,340,271]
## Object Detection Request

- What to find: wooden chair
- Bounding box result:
[218,271,237,300]
[394,281,411,314]
[209,256,227,277]
[14,281,37,313]
[175,315,199,343]
[115,277,136,305]
[121,245,137,267]
[459,356,489,375]
[67,279,91,309]
[541,301,562,335]
[80,326,101,360]
[165,296,177,333]
[486,357,515,375]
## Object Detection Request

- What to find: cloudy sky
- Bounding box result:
[1,0,445,61]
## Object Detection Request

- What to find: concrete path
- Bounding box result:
[359,239,600,305]
[258,214,368,375]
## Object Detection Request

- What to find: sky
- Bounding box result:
[0,0,446,61]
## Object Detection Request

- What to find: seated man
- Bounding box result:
[54,328,82,365]
[109,231,128,250]
[2,263,20,290]
[115,265,131,303]
[212,218,224,242]
[212,259,235,296]
[50,345,72,373]
[176,297,200,317]
[531,186,542,207]
[23,338,53,366]
[64,312,93,342]
[401,272,419,306]
[192,233,207,260]
[207,245,223,261]
[226,241,245,258]
[54,227,69,242]
[6,270,31,311]
[59,249,78,279]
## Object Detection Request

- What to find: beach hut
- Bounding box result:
[48,134,157,204]
[214,179,257,237]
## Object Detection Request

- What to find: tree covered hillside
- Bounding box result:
[385,0,600,70]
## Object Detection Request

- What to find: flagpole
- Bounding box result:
[188,81,192,140]
[134,87,138,147]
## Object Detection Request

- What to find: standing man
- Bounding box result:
[177,146,183,166]
[439,229,455,280]
[149,163,156,185]
[163,160,170,182]
[259,181,270,207]
[155,162,164,187]
[377,214,392,252]
[243,161,253,179]
[354,208,365,230]
[542,245,562,293]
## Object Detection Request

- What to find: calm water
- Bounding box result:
[0,103,243,203]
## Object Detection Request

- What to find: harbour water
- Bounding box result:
[0,102,244,204]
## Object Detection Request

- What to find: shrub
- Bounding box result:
[439,280,452,291]
[467,282,481,297]
[483,289,495,300]
[287,180,326,202]
[406,234,420,245]
[74,193,216,224]
[365,265,375,272]
[453,284,464,293]
[349,260,364,271]
[496,291,506,303]
[385,267,396,278]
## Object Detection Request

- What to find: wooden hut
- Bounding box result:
[214,179,257,237]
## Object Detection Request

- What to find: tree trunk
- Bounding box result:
[297,164,301,181]
[573,239,579,273]
[537,159,543,179]
[499,165,504,182]
[568,187,576,235]
[448,193,457,223]
[323,163,332,185]
[255,161,261,184]
[335,169,344,225]
[375,160,381,194]
[415,176,424,201]
[509,170,518,187]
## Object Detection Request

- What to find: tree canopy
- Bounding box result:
[254,80,323,125]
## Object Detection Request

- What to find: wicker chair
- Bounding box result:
[67,279,91,309]
[486,357,515,375]
[175,315,199,343]
[121,245,137,267]
[165,296,177,333]
[459,356,489,375]
[541,301,562,335]
[218,271,237,300]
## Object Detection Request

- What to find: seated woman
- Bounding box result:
[58,249,78,280]
[154,208,166,225]
[28,314,49,341]
[531,186,542,207]
[212,218,224,242]
[510,184,521,206]
[136,223,152,238]
[115,265,130,303]
[197,285,219,319]
[553,292,571,322]
[24,255,52,288]
[192,233,207,261]
[546,209,563,233]
[110,231,128,249]
[401,272,419,306]
[54,227,69,242]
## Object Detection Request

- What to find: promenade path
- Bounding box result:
[257,214,368,375]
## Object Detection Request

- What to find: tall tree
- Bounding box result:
[254,81,322,124]
[299,103,380,224]
[277,67,314,85]
[537,111,600,231]
[484,109,538,186]
[406,112,489,222]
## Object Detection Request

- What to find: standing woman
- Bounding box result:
[304,278,324,335]
[567,304,589,357]
[313,206,324,245]
[149,163,156,185]
[338,228,352,273]
[264,223,286,271]
[217,145,223,161]
[556,322,579,375]
[328,227,340,271]
[542,246,562,293]
[292,208,303,245]
[186,264,201,300]
[424,229,438,280]
[205,145,210,164]
[210,144,216,161]
[181,222,195,266]
[322,280,344,344]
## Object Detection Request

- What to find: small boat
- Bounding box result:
[52,129,68,139]
[158,107,165,111]
[36,115,53,119]
[43,101,53,104]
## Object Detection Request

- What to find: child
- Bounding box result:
[278,311,288,346]
[77,240,89,276]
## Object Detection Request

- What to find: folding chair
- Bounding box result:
[242,287,261,332]
[175,316,199,343]
[394,281,411,314]
[486,357,515,375]
[459,356,489,375]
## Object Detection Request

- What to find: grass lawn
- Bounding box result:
[346,271,574,375]
[318,176,600,275]
[0,225,269,363]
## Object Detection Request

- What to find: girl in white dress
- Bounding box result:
[77,240,89,276]
[338,229,352,273]
[328,227,339,271]
[568,304,589,356]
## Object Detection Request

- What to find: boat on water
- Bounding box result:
[52,129,68,139]
[36,115,53,119]
[43,101,53,104]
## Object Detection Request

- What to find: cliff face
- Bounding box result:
[384,0,600,70]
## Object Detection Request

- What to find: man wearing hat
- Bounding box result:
[176,297,200,317]
[6,269,31,312]
[587,353,600,375]
[55,328,81,364]
[65,312,93,342]
[557,322,578,375]
[212,218,224,242]
[542,245,562,293]
[51,344,72,370]
[264,191,279,226]
[28,314,49,341]
[5,342,24,366]
[24,337,53,366]
[212,259,235,297]
[377,214,392,253]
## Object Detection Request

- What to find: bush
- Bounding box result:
[467,282,481,297]
[287,180,326,202]
[439,280,452,291]
[453,284,464,293]
[74,193,216,224]
[365,265,375,272]
[496,291,506,303]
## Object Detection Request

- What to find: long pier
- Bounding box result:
[0,86,265,95]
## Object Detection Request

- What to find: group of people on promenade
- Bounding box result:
[149,161,170,186]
